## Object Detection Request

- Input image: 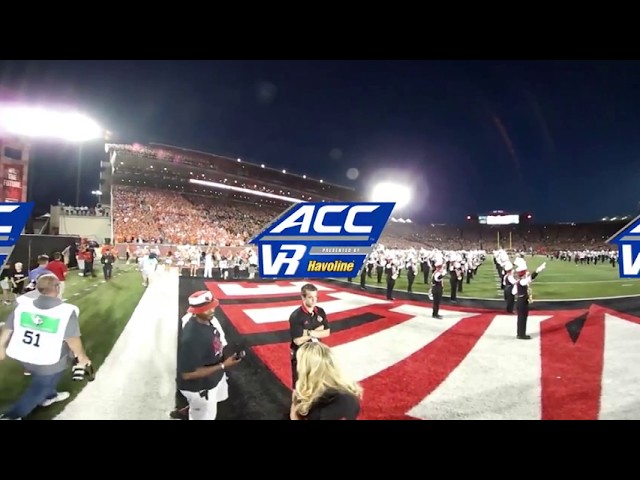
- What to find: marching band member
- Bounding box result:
[502,261,516,314]
[457,260,465,293]
[376,255,385,283]
[359,256,368,290]
[513,260,546,340]
[405,254,417,294]
[385,259,399,300]
[449,257,461,302]
[431,259,446,319]
[420,250,431,284]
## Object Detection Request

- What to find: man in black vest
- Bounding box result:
[385,259,398,300]
[288,283,330,389]
[406,255,417,294]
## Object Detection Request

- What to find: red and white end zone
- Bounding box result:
[205,280,333,300]
[206,280,640,420]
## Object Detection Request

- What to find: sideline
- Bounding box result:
[55,270,179,420]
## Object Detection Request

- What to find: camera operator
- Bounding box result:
[177,290,243,420]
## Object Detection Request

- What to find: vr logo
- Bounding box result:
[620,244,640,276]
[250,202,395,279]
[606,213,640,279]
[0,202,34,270]
[260,244,306,276]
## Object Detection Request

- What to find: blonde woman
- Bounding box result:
[290,341,362,420]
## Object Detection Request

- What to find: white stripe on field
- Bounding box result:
[408,314,550,420]
[245,291,389,324]
[599,314,640,420]
[538,279,639,284]
[217,281,333,297]
[333,304,478,382]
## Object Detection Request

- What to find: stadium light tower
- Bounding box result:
[370,181,413,210]
[91,189,102,203]
[0,104,105,206]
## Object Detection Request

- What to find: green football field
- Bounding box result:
[356,255,640,301]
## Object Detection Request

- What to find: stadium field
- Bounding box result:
[0,266,145,420]
[182,275,640,420]
[357,255,639,301]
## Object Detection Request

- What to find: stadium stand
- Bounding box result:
[106,142,627,257]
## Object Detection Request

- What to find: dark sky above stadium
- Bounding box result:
[1,60,639,223]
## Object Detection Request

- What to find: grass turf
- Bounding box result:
[356,255,640,301]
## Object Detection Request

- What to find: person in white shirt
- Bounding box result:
[0,274,91,420]
[204,251,214,278]
[139,251,159,287]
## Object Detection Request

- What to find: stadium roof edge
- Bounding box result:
[142,142,356,192]
[605,212,640,244]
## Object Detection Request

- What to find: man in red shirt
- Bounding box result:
[46,252,68,299]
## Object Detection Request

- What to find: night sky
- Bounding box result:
[1,60,639,223]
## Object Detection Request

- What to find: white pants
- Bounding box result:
[58,281,65,299]
[180,374,229,420]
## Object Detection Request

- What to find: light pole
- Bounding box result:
[76,143,83,206]
[91,189,102,204]
[0,104,104,205]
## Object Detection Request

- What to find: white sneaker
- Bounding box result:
[40,391,70,407]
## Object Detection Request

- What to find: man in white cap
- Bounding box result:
[176,290,243,420]
[513,260,546,339]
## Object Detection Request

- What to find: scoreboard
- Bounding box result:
[466,210,533,225]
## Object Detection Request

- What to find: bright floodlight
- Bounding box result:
[0,104,103,142]
[371,182,412,210]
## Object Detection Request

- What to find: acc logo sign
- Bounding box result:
[249,202,395,279]
[0,202,34,270]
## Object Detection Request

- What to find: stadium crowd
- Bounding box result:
[113,186,279,246]
[112,185,621,255]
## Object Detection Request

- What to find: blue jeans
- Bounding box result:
[3,370,65,419]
